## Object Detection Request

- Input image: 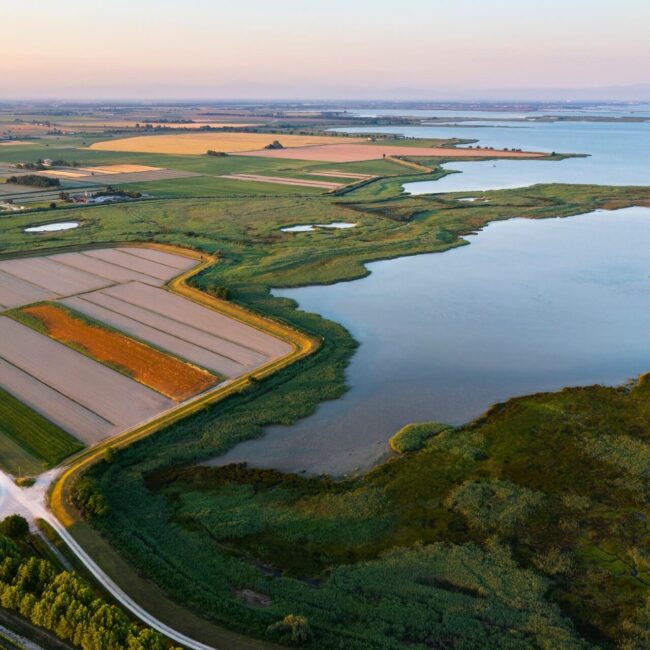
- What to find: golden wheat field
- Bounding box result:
[88,132,363,155]
[81,164,161,174]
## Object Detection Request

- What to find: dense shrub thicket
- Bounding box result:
[71,477,109,518]
[6,175,59,188]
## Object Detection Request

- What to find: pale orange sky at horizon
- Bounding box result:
[3,0,650,99]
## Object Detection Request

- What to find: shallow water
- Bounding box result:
[212,206,650,475]
[347,104,650,119]
[24,221,79,232]
[281,222,357,233]
[335,121,650,193]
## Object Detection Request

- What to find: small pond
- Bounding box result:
[281,222,357,233]
[24,221,79,233]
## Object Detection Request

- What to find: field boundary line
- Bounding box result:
[384,155,433,172]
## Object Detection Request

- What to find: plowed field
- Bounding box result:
[18,303,218,401]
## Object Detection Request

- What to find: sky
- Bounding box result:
[3,0,650,101]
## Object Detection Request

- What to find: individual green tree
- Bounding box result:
[128,627,168,650]
[0,515,29,540]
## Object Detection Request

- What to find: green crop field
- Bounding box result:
[117,175,326,198]
[0,387,83,473]
[0,431,43,477]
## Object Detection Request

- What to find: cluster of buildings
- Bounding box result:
[70,192,125,205]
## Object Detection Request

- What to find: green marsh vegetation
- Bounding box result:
[3,131,650,647]
[86,375,650,648]
[389,421,451,453]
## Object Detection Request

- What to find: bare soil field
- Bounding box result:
[60,279,290,377]
[0,257,110,296]
[91,288,269,368]
[37,164,161,181]
[63,294,253,378]
[18,303,218,401]
[82,164,161,174]
[81,168,203,185]
[101,282,293,359]
[38,170,90,179]
[62,295,251,378]
[235,143,545,163]
[81,249,189,281]
[224,174,343,190]
[34,166,202,185]
[118,246,196,270]
[88,133,363,155]
[0,269,55,310]
[0,141,34,146]
[0,317,173,433]
[307,170,374,180]
[0,245,294,453]
[0,357,114,445]
[0,248,194,309]
[50,252,167,285]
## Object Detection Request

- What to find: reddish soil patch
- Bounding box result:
[235,143,545,163]
[19,303,218,401]
[225,174,342,189]
[0,317,172,431]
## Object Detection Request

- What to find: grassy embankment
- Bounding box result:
[12,176,646,649]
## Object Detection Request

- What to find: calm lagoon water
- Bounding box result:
[347,104,650,120]
[212,110,650,475]
[335,121,650,193]
[213,206,650,475]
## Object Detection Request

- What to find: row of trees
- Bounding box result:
[0,516,178,649]
[16,159,80,170]
[6,175,59,188]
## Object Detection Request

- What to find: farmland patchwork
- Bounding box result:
[0,246,293,471]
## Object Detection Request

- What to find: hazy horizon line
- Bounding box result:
[4,83,650,105]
